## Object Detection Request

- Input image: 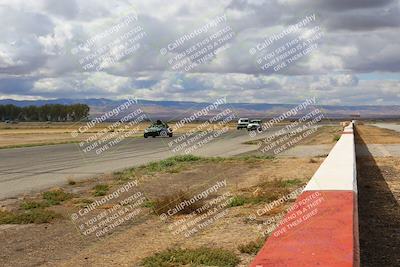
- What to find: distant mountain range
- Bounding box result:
[1,98,399,120]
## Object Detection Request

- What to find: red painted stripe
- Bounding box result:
[249,191,358,267]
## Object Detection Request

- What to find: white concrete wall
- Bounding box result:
[304,122,357,192]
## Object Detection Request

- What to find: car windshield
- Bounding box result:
[150,122,167,127]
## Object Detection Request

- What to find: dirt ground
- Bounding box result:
[355,124,400,144]
[243,125,343,146]
[3,122,397,267]
[0,122,237,148]
[355,124,400,267]
[299,125,343,145]
[0,156,322,267]
[0,121,336,149]
[0,122,135,148]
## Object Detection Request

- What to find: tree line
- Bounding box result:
[0,104,90,122]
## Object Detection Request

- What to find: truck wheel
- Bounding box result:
[144,134,148,138]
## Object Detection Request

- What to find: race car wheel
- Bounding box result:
[160,130,168,137]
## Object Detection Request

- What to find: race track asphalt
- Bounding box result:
[0,129,273,199]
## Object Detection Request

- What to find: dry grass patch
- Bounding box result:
[140,247,240,267]
[0,209,61,224]
[114,155,205,180]
[0,189,72,224]
[299,125,343,145]
[152,190,204,215]
[92,184,109,196]
[230,178,304,207]
[238,237,266,255]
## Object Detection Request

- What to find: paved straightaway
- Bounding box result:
[373,123,400,133]
[0,129,275,199]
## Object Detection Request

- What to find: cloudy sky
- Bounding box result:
[0,0,399,105]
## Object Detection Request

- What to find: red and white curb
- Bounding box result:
[250,121,359,267]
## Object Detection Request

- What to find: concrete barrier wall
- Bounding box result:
[249,121,359,267]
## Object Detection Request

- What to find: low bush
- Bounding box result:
[0,209,61,224]
[114,155,204,180]
[229,179,304,207]
[93,184,109,197]
[238,238,265,255]
[229,196,247,207]
[67,179,76,185]
[20,201,49,210]
[144,155,203,173]
[141,247,240,267]
[142,200,156,209]
[42,189,73,205]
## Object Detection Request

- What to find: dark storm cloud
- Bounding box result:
[287,0,395,11]
[0,77,36,95]
[132,79,159,89]
[323,4,400,31]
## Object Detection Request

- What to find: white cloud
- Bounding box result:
[0,0,399,105]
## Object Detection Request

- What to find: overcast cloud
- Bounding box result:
[0,0,399,105]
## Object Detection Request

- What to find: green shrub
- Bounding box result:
[42,189,73,205]
[145,155,202,173]
[141,247,240,267]
[114,155,204,180]
[93,184,109,197]
[20,201,49,210]
[0,209,61,224]
[229,196,247,207]
[143,200,156,209]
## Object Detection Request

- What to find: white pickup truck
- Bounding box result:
[246,120,262,131]
[237,118,249,129]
